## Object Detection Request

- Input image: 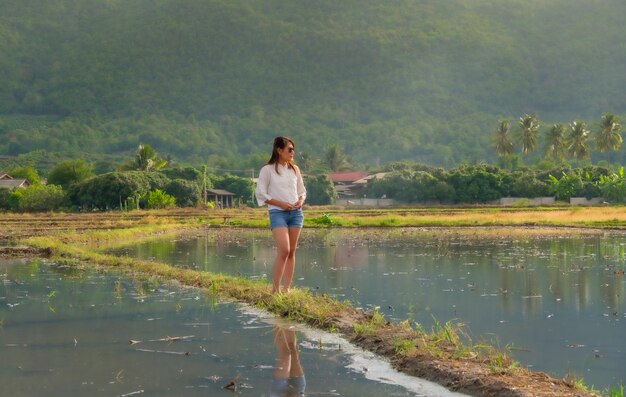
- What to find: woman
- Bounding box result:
[255,137,307,294]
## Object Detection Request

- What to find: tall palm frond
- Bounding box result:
[544,123,567,161]
[325,145,350,172]
[494,119,514,157]
[567,121,591,160]
[595,113,622,152]
[518,114,539,155]
[135,144,167,171]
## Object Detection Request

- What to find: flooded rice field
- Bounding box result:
[112,228,626,390]
[0,257,464,397]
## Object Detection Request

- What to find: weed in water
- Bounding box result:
[605,385,624,397]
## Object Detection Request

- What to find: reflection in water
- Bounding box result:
[2,258,459,397]
[272,325,305,397]
[111,228,626,389]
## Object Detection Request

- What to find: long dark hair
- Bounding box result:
[267,136,297,174]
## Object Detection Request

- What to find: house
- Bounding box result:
[0,173,12,180]
[0,178,30,189]
[329,171,394,206]
[206,188,236,208]
[328,171,370,198]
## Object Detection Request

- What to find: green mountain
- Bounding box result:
[1,0,625,170]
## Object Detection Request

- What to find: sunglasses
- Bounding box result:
[286,147,295,153]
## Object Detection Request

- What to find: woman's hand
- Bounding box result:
[292,198,304,209]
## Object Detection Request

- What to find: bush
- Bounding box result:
[0,189,11,210]
[165,179,201,207]
[447,165,505,203]
[146,189,176,209]
[507,171,550,197]
[14,184,66,211]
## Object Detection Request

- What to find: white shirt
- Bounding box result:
[255,163,306,211]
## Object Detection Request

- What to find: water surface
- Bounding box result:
[113,228,626,389]
[0,257,463,397]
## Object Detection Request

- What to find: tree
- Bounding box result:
[518,114,540,155]
[567,121,591,160]
[595,113,622,153]
[164,179,201,207]
[47,159,94,190]
[494,119,514,157]
[324,145,350,172]
[134,144,167,171]
[543,124,567,162]
[7,166,41,185]
[304,175,336,205]
[69,171,170,210]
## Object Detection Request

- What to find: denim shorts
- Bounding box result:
[269,209,304,229]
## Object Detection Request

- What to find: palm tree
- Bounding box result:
[135,144,167,171]
[567,121,591,160]
[595,113,622,153]
[494,119,514,157]
[518,114,539,155]
[544,123,567,162]
[297,151,315,174]
[325,145,349,172]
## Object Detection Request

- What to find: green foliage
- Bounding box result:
[211,174,255,206]
[120,144,168,171]
[12,184,66,212]
[70,171,169,210]
[7,166,41,185]
[146,189,176,209]
[304,175,336,205]
[160,166,203,183]
[547,173,581,201]
[598,167,626,203]
[503,170,550,198]
[518,115,540,155]
[47,159,94,190]
[447,165,505,203]
[606,385,624,397]
[165,179,201,207]
[2,0,626,168]
[0,188,11,210]
[309,213,336,226]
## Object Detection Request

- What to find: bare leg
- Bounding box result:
[281,227,302,292]
[271,227,290,293]
[273,327,291,378]
[284,328,304,377]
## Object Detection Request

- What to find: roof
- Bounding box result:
[0,179,30,189]
[329,171,369,184]
[206,188,235,196]
[353,172,389,184]
[0,173,12,180]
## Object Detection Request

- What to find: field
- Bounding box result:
[2,206,622,396]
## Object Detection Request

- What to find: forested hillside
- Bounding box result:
[1,0,625,170]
